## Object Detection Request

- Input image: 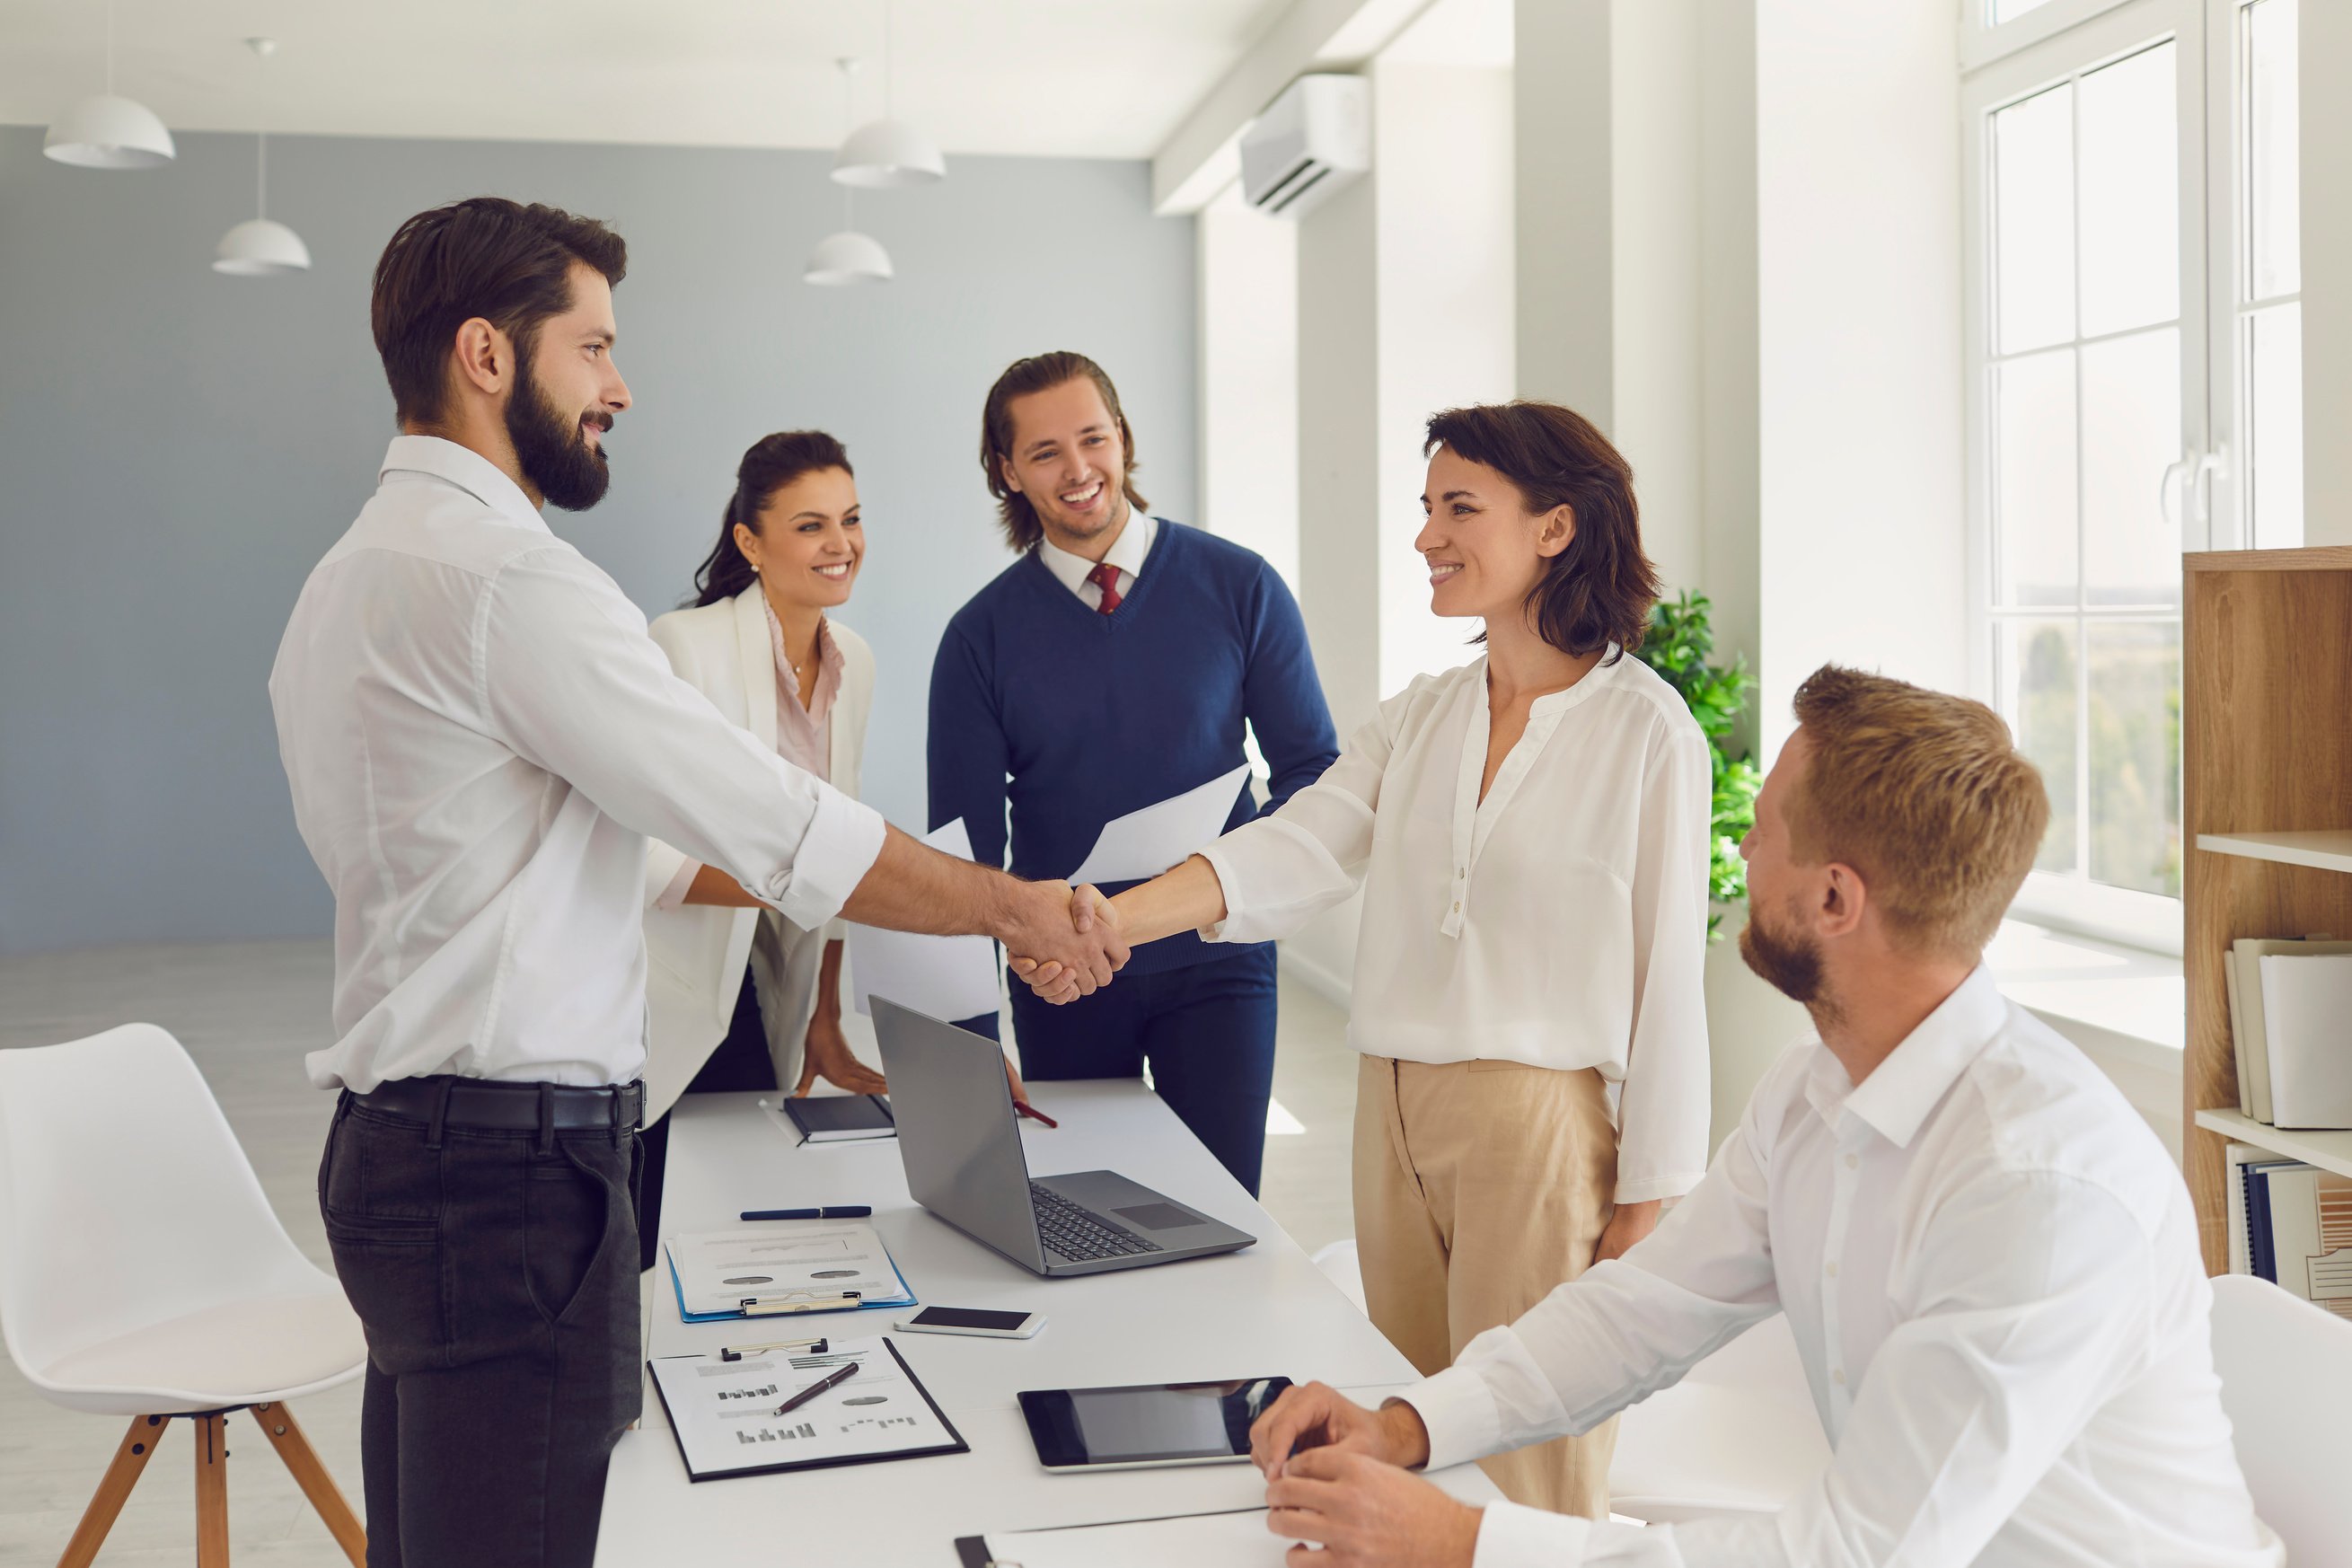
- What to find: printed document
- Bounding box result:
[1069,762,1254,886]
[665,1222,913,1319]
[649,1336,964,1479]
[847,818,1000,1020]
[979,1510,1290,1566]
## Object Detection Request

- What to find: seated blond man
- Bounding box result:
[1249,665,2277,1568]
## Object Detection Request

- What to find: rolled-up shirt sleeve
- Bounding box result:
[1198,696,1397,945]
[1613,723,1715,1203]
[480,547,885,932]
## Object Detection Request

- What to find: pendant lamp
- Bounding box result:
[214,40,310,276]
[806,61,894,286]
[44,0,174,169]
[832,0,945,188]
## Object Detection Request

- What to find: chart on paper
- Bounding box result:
[648,1336,965,1479]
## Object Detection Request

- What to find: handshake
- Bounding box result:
[1001,882,1129,1006]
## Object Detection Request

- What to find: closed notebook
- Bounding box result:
[2258,952,2352,1129]
[781,1094,894,1143]
[2232,938,2352,1123]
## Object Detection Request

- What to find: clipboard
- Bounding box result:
[665,1248,916,1323]
[648,1337,967,1482]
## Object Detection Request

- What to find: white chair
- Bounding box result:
[2210,1273,2352,1563]
[0,1023,368,1567]
[1608,1313,1829,1523]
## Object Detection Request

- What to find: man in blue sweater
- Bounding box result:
[929,351,1337,1195]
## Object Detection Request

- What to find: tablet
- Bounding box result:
[1017,1378,1294,1472]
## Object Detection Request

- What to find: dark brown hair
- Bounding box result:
[1423,401,1660,662]
[690,431,856,607]
[1787,665,2049,957]
[979,351,1148,551]
[370,198,628,427]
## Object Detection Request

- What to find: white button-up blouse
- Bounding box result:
[1199,650,1713,1203]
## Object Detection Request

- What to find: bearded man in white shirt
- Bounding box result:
[270,198,1125,1568]
[1242,665,2278,1568]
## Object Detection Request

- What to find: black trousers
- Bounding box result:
[635,966,779,1272]
[319,1089,642,1568]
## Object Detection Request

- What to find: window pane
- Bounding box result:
[2080,328,2181,606]
[1995,85,2075,354]
[1999,619,2079,875]
[2247,302,2305,548]
[2077,42,2179,338]
[1995,348,2079,606]
[2086,621,2181,896]
[2247,0,2301,300]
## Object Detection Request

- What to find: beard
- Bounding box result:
[1739,896,1834,1018]
[507,362,611,511]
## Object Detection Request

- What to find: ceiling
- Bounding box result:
[0,0,1299,159]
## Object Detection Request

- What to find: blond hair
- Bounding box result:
[1787,665,2049,957]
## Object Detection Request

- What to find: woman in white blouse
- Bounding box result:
[1023,401,1713,1519]
[633,431,879,1268]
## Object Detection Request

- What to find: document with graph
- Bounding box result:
[647,1335,966,1480]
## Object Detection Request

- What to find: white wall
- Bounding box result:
[2299,0,2352,545]
[1199,183,1303,593]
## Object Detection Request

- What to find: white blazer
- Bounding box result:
[640,587,875,1121]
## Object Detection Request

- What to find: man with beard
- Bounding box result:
[269,198,1127,1568]
[1238,665,2280,1568]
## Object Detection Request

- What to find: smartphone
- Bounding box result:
[894,1306,1045,1339]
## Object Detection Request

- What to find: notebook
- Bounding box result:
[781,1094,895,1143]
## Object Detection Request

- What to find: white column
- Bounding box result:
[1198,184,1302,593]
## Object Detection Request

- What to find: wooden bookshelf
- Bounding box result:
[2183,544,2352,1274]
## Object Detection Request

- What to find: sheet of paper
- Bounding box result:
[983,1509,1287,1567]
[649,1336,960,1479]
[847,818,1000,1021]
[665,1223,912,1317]
[1068,762,1254,887]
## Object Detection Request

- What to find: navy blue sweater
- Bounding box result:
[927,520,1339,974]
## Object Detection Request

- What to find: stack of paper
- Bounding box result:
[2227,1144,2352,1321]
[2223,938,2352,1125]
[665,1222,914,1321]
[962,1509,1289,1567]
[847,819,1000,1022]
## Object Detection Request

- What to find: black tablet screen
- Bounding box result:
[1017,1378,1294,1467]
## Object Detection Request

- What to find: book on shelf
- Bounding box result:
[2226,1145,2352,1322]
[2225,936,2352,1126]
[2259,951,2352,1128]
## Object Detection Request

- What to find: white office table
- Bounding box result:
[595,1079,1500,1564]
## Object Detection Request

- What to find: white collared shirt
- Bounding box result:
[1199,653,1713,1202]
[1403,967,2281,1568]
[1035,508,1157,609]
[269,436,886,1093]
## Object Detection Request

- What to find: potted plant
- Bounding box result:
[1633,590,1762,940]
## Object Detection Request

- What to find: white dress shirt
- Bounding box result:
[1199,653,1713,1202]
[1402,967,2281,1568]
[269,436,887,1094]
[1035,508,1156,608]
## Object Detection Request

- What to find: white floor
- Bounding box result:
[0,939,1361,1564]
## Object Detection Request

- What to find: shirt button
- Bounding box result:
[1832,1368,1846,1387]
[1825,1261,1838,1278]
[1845,1153,1859,1169]
[1451,902,1462,913]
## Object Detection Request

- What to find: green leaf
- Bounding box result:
[1634,590,1757,940]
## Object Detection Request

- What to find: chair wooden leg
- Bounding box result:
[248,1403,367,1566]
[55,1414,169,1568]
[194,1412,230,1568]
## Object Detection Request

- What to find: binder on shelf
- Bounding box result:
[2257,951,2352,1129]
[2227,936,2352,1125]
[2224,951,2251,1119]
[2246,1161,2352,1317]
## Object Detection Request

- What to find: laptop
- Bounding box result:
[870,999,1255,1276]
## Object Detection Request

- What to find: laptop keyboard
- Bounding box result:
[1030,1183,1166,1261]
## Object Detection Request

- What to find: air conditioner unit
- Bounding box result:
[1239,75,1370,220]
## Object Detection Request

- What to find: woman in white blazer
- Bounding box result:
[634,431,879,1267]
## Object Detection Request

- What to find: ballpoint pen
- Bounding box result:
[774,1361,860,1417]
[739,1205,873,1221]
[1013,1100,1058,1129]
[718,1335,827,1362]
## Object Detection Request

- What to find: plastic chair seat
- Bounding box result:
[1608,1314,1829,1524]
[33,1285,365,1415]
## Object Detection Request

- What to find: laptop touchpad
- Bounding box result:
[1114,1202,1203,1230]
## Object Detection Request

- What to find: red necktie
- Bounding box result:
[1087,562,1123,614]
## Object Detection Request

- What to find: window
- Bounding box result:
[1964,0,2301,951]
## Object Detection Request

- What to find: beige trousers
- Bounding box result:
[1353,1055,1619,1520]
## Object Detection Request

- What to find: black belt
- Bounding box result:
[353,1075,644,1133]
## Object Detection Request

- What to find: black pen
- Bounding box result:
[740,1205,872,1221]
[774,1361,860,1417]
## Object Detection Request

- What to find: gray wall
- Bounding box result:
[0,128,1195,955]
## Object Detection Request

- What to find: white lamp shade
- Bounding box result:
[213,218,312,276]
[804,229,894,286]
[832,118,946,188]
[44,94,177,169]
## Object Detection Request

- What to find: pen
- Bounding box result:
[718,1335,827,1362]
[740,1205,873,1221]
[774,1360,860,1417]
[741,1291,861,1317]
[1013,1100,1058,1129]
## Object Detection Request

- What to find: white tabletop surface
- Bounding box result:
[595,1079,1499,1564]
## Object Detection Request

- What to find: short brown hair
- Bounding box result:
[1786,665,2049,957]
[370,198,628,427]
[1423,401,1660,662]
[980,351,1148,552]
